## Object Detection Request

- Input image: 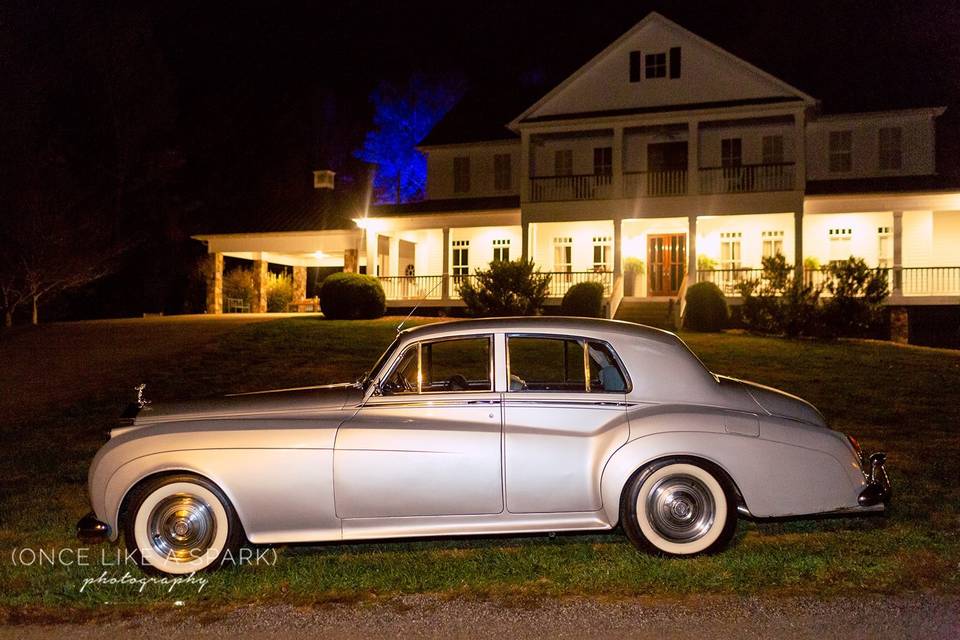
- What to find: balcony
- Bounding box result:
[699,163,795,194]
[529,174,613,202]
[623,170,687,197]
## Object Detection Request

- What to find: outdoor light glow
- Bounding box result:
[313,250,327,260]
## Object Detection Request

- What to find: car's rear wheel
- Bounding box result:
[621,459,737,556]
[123,474,243,575]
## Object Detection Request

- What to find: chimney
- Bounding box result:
[313,169,336,190]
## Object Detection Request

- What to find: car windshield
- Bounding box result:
[360,336,400,390]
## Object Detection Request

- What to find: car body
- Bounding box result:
[79,317,890,574]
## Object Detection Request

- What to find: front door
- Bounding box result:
[334,335,503,519]
[648,234,687,296]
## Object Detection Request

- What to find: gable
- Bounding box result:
[514,13,814,124]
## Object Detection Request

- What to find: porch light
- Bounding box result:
[314,250,327,260]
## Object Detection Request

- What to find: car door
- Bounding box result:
[334,335,503,519]
[503,334,630,514]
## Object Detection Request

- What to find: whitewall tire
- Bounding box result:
[124,475,243,575]
[622,459,737,556]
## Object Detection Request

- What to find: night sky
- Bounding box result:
[3,0,959,315]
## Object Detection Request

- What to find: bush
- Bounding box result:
[459,259,551,317]
[560,281,605,318]
[820,257,889,337]
[319,272,386,319]
[683,281,728,331]
[222,267,255,306]
[266,272,295,312]
[737,254,822,337]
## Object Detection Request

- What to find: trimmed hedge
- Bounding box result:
[319,272,386,319]
[560,281,605,318]
[683,281,728,332]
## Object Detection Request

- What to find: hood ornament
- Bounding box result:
[135,383,151,408]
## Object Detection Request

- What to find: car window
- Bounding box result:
[588,341,628,392]
[421,337,491,392]
[381,344,419,395]
[508,337,586,392]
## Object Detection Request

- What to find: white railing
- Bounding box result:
[529,174,613,202]
[542,271,613,298]
[699,163,795,194]
[377,275,444,301]
[622,170,687,197]
[698,266,960,298]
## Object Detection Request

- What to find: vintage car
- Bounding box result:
[78,317,890,575]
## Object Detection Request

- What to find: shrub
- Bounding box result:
[560,281,605,318]
[459,259,551,317]
[683,281,728,331]
[624,257,645,276]
[319,272,386,319]
[266,272,295,312]
[222,267,255,306]
[820,257,889,337]
[737,254,823,337]
[697,255,718,271]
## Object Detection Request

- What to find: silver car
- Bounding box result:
[78,317,890,575]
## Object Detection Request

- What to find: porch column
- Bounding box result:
[293,266,307,302]
[442,227,451,301]
[612,126,624,198]
[687,120,700,195]
[892,210,903,294]
[613,216,623,276]
[205,252,223,315]
[687,214,697,285]
[252,257,268,313]
[521,221,530,261]
[794,211,804,279]
[794,110,806,191]
[520,130,531,203]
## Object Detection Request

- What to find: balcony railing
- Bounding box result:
[699,163,795,194]
[623,170,687,197]
[698,266,960,297]
[529,174,613,202]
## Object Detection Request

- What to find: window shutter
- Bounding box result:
[629,50,642,82]
[669,47,682,78]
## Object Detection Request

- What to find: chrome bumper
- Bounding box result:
[76,512,111,543]
[857,452,892,507]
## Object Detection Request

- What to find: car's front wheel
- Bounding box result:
[123,474,243,575]
[621,459,737,556]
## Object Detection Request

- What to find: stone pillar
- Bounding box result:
[892,210,903,295]
[794,210,804,280]
[343,249,358,273]
[205,252,223,315]
[441,227,451,301]
[293,266,307,302]
[687,120,700,195]
[687,214,697,285]
[889,306,909,344]
[252,259,268,313]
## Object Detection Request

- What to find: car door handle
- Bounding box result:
[465,399,500,405]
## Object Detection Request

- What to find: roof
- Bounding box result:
[418,86,543,147]
[400,316,678,344]
[806,175,960,196]
[520,97,803,124]
[370,195,520,216]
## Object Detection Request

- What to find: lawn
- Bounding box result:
[1,315,958,618]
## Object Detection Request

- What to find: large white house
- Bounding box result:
[196,12,960,334]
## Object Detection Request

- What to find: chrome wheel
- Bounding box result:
[147,493,218,562]
[645,474,716,543]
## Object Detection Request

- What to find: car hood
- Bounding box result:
[717,375,827,428]
[126,383,363,428]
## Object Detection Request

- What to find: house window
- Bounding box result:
[494,153,512,190]
[877,226,891,268]
[828,228,853,263]
[721,138,742,167]
[720,232,742,270]
[828,131,852,173]
[592,236,611,271]
[645,52,667,78]
[453,156,471,193]
[593,147,612,177]
[553,237,573,273]
[452,240,469,276]
[878,127,902,170]
[492,238,510,263]
[762,135,784,164]
[762,230,784,258]
[554,149,573,176]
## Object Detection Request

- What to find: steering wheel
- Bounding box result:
[446,374,469,391]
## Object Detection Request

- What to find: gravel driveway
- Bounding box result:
[2,594,957,639]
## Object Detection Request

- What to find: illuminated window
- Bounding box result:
[452,240,469,276]
[553,237,573,273]
[492,238,510,262]
[453,157,471,193]
[877,226,891,268]
[762,135,784,164]
[828,228,853,263]
[720,232,742,270]
[829,131,852,173]
[879,127,902,170]
[494,153,512,190]
[762,230,784,258]
[592,236,611,271]
[555,149,573,176]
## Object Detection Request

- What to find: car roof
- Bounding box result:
[400,317,679,345]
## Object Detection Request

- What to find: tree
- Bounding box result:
[354,73,463,204]
[458,260,551,317]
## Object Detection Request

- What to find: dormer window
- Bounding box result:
[645,52,667,78]
[629,47,681,82]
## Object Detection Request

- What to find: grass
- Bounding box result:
[1,315,959,617]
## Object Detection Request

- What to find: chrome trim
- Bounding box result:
[76,512,111,543]
[858,451,892,507]
[147,494,218,562]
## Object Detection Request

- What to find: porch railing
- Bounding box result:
[699,163,795,194]
[377,275,444,301]
[542,270,613,298]
[622,170,687,197]
[698,266,960,297]
[529,174,613,202]
[696,268,765,296]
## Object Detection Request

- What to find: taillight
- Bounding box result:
[847,434,862,458]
